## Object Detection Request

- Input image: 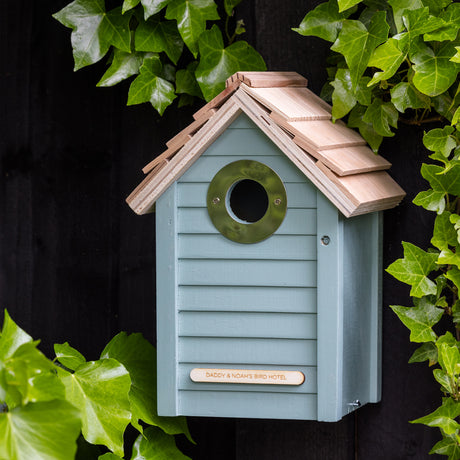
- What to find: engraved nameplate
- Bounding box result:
[190,368,305,386]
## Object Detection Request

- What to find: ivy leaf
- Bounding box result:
[97,50,144,87]
[390,299,443,342]
[122,0,140,14]
[131,426,191,460]
[438,248,460,268]
[293,0,353,42]
[431,212,458,250]
[338,0,362,12]
[331,11,389,88]
[388,0,423,32]
[127,56,176,115]
[195,25,266,101]
[0,310,32,361]
[368,37,408,86]
[176,62,203,98]
[53,1,131,71]
[421,164,460,196]
[363,98,398,137]
[348,104,383,152]
[409,341,438,365]
[452,46,460,64]
[165,0,219,57]
[390,82,430,113]
[0,400,81,460]
[402,7,445,38]
[386,242,438,297]
[58,359,131,457]
[141,0,172,19]
[430,436,460,460]
[135,18,183,64]
[413,190,445,214]
[437,343,460,376]
[433,368,455,393]
[422,0,453,16]
[224,0,243,16]
[452,107,460,126]
[411,42,459,97]
[450,213,460,244]
[99,454,123,460]
[101,332,193,442]
[423,126,456,157]
[412,398,460,435]
[446,267,460,290]
[54,342,86,371]
[424,3,460,42]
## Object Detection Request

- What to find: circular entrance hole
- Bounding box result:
[228,179,269,223]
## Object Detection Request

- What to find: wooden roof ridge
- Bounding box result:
[127,71,405,217]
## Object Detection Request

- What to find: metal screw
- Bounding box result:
[321,235,330,246]
[274,198,282,206]
[347,400,361,413]
[212,197,220,205]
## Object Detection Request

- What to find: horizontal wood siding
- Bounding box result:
[175,114,318,419]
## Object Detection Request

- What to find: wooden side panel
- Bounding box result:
[172,114,319,419]
[340,211,382,412]
[156,185,179,416]
[316,192,343,422]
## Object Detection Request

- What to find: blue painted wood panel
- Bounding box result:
[178,391,318,420]
[179,337,317,366]
[178,311,317,339]
[177,286,317,313]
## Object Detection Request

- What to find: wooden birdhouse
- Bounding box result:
[127,71,405,422]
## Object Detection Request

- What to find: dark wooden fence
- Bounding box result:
[1,1,444,458]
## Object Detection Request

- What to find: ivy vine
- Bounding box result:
[295,1,460,458]
[53,0,266,115]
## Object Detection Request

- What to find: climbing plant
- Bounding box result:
[0,310,192,459]
[294,0,460,458]
[53,0,266,115]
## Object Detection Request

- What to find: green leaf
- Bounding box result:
[409,341,438,365]
[135,18,183,64]
[0,400,81,460]
[421,163,460,196]
[195,25,266,101]
[122,0,140,14]
[430,436,460,459]
[101,332,192,442]
[452,46,460,64]
[423,126,456,157]
[331,12,389,89]
[54,342,86,371]
[53,1,131,70]
[437,343,460,376]
[402,7,445,38]
[338,0,362,12]
[348,104,383,152]
[431,212,458,250]
[363,98,398,137]
[388,0,423,32]
[176,62,203,98]
[433,368,455,393]
[0,310,32,361]
[330,68,357,119]
[450,214,460,245]
[224,0,242,16]
[368,37,408,86]
[424,3,460,42]
[99,454,123,460]
[293,0,352,42]
[97,50,144,87]
[422,0,452,16]
[127,56,177,115]
[165,0,219,57]
[58,359,131,457]
[131,426,191,460]
[413,190,445,214]
[390,82,430,113]
[412,398,460,434]
[390,300,443,342]
[411,42,459,97]
[438,248,460,268]
[446,267,460,291]
[453,107,460,126]
[386,242,438,297]
[141,0,172,19]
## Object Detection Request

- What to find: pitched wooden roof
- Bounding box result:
[127,71,405,217]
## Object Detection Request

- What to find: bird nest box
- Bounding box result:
[127,71,405,421]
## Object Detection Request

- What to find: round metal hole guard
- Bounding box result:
[207,160,287,244]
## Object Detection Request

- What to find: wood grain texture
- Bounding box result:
[193,80,241,120]
[226,71,308,88]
